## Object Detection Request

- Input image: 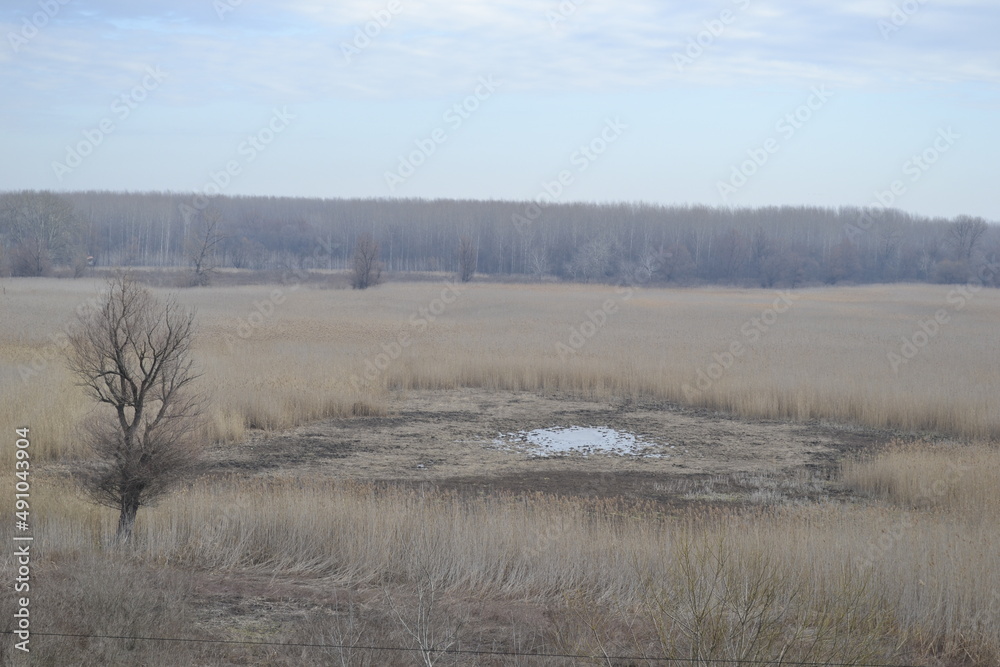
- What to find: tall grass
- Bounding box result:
[2,280,997,459]
[842,440,1000,514]
[5,279,1000,663]
[10,458,999,663]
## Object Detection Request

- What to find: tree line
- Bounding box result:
[0,190,997,287]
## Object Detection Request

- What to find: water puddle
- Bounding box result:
[491,426,672,458]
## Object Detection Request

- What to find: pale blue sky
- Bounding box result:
[2,0,997,218]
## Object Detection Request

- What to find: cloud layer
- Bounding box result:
[2,0,997,217]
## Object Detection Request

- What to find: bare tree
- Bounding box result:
[0,191,79,276]
[186,209,225,286]
[384,578,463,667]
[947,216,988,262]
[457,235,477,282]
[568,235,617,282]
[20,190,996,288]
[712,228,749,284]
[659,243,695,283]
[351,233,382,289]
[527,246,550,281]
[825,238,861,284]
[67,274,203,544]
[874,225,903,281]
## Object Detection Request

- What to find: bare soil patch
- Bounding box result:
[207,388,887,503]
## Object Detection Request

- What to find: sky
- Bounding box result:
[1,0,997,219]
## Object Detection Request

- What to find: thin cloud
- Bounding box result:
[3,0,996,107]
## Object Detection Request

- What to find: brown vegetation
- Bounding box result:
[2,281,999,463]
[1,278,999,664]
[4,449,1000,663]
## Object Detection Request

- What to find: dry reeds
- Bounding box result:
[3,279,1000,663]
[2,280,999,459]
[11,464,1000,663]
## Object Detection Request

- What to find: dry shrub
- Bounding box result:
[7,470,1000,664]
[628,535,894,664]
[110,481,1000,661]
[0,552,203,666]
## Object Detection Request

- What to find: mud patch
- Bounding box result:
[207,388,891,502]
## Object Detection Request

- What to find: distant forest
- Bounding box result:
[1,190,997,288]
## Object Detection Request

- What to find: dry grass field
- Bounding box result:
[1,276,999,665]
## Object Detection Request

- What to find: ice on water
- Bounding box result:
[492,426,667,458]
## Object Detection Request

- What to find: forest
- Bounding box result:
[0,189,996,287]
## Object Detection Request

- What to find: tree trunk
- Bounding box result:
[117,492,141,544]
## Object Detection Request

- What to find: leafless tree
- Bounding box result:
[749,227,785,286]
[66,274,204,544]
[947,216,988,262]
[384,577,463,667]
[758,253,787,288]
[712,228,749,283]
[227,236,252,269]
[658,243,695,283]
[874,225,903,281]
[568,235,617,282]
[27,190,996,288]
[0,191,79,276]
[825,238,861,284]
[351,233,382,289]
[186,209,225,286]
[527,246,550,281]
[186,209,224,284]
[457,235,477,282]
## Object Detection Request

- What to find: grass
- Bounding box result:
[2,279,997,461]
[6,457,1000,664]
[842,439,1000,513]
[2,277,1000,664]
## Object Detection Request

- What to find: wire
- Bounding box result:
[1,630,919,666]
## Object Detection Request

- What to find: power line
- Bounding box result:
[1,630,918,666]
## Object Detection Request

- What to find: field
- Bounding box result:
[2,276,999,665]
